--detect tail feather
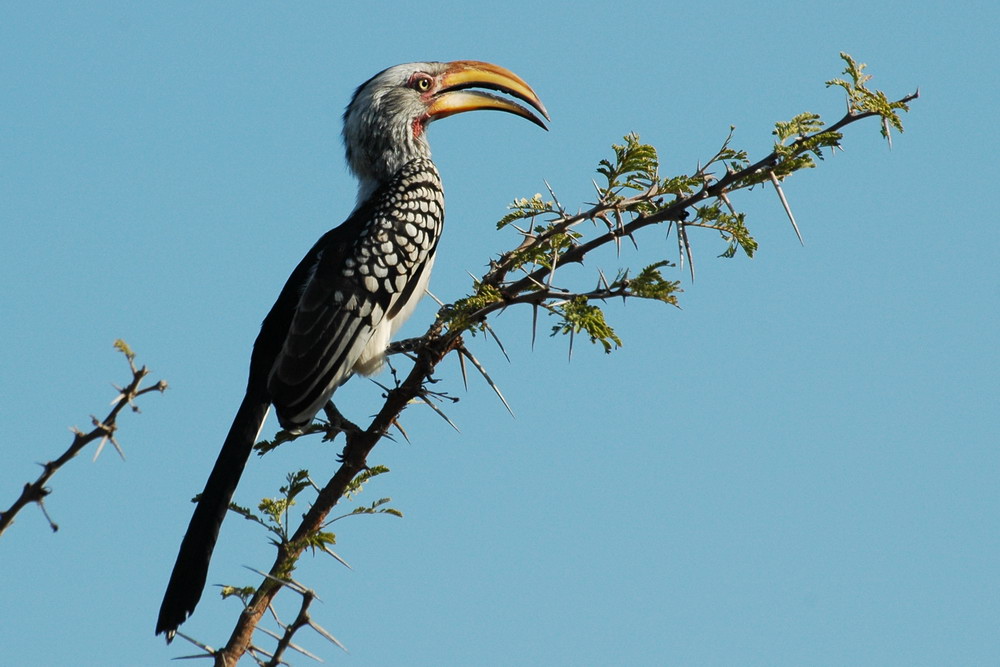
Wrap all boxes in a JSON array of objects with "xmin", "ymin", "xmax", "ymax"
[{"xmin": 156, "ymin": 390, "xmax": 270, "ymax": 639}]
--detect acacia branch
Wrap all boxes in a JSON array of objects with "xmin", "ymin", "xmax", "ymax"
[
  {"xmin": 0, "ymin": 341, "xmax": 167, "ymax": 537},
  {"xmin": 487, "ymin": 89, "xmax": 920, "ymax": 308},
  {"xmin": 208, "ymin": 62, "xmax": 916, "ymax": 665},
  {"xmin": 215, "ymin": 327, "xmax": 460, "ymax": 665}
]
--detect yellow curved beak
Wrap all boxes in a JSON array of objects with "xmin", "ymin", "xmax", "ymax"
[{"xmin": 426, "ymin": 60, "xmax": 549, "ymax": 129}]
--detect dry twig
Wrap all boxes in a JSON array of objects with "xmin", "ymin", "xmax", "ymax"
[{"xmin": 0, "ymin": 341, "xmax": 166, "ymax": 537}]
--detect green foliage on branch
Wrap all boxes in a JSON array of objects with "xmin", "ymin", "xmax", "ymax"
[
  {"xmin": 466, "ymin": 53, "xmax": 914, "ymax": 359},
  {"xmin": 827, "ymin": 52, "xmax": 911, "ymax": 139},
  {"xmin": 550, "ymin": 296, "xmax": 622, "ymax": 354},
  {"xmin": 497, "ymin": 193, "xmax": 554, "ymax": 230},
  {"xmin": 598, "ymin": 133, "xmax": 660, "ymax": 206},
  {"xmin": 616, "ymin": 262, "xmax": 682, "ymax": 305},
  {"xmin": 222, "ymin": 466, "xmax": 398, "ymax": 588}
]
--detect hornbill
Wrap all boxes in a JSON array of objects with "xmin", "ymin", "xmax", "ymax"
[{"xmin": 156, "ymin": 61, "xmax": 548, "ymax": 639}]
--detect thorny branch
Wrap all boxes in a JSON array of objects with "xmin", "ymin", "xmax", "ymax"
[
  {"xmin": 206, "ymin": 58, "xmax": 916, "ymax": 665},
  {"xmin": 0, "ymin": 340, "xmax": 167, "ymax": 538},
  {"xmin": 477, "ymin": 88, "xmax": 919, "ymax": 307}
]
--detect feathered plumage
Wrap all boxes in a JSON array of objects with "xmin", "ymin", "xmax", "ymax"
[{"xmin": 156, "ymin": 61, "xmax": 547, "ymax": 640}]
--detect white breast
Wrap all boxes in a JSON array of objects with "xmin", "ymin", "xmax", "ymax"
[{"xmin": 351, "ymin": 253, "xmax": 436, "ymax": 377}]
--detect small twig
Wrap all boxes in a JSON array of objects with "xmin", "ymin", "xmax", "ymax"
[
  {"xmin": 264, "ymin": 589, "xmax": 328, "ymax": 667},
  {"xmin": 0, "ymin": 341, "xmax": 166, "ymax": 537}
]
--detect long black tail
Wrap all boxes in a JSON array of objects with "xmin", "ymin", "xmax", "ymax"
[{"xmin": 156, "ymin": 389, "xmax": 270, "ymax": 640}]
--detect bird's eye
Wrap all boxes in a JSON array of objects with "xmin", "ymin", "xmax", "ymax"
[{"xmin": 412, "ymin": 75, "xmax": 432, "ymax": 92}]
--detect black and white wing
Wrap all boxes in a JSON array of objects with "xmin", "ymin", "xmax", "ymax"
[{"xmin": 265, "ymin": 158, "xmax": 445, "ymax": 430}]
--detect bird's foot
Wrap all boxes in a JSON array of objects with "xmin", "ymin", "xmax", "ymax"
[
  {"xmin": 323, "ymin": 402, "xmax": 361, "ymax": 441},
  {"xmin": 323, "ymin": 402, "xmax": 368, "ymax": 465},
  {"xmin": 385, "ymin": 336, "xmax": 424, "ymax": 356}
]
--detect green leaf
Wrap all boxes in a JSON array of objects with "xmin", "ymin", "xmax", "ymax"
[
  {"xmin": 280, "ymin": 469, "xmax": 312, "ymax": 500},
  {"xmin": 343, "ymin": 465, "xmax": 390, "ymax": 499},
  {"xmin": 773, "ymin": 112, "xmax": 825, "ymax": 143},
  {"xmin": 718, "ymin": 212, "xmax": 758, "ymax": 258},
  {"xmin": 442, "ymin": 280, "xmax": 505, "ymax": 333},
  {"xmin": 597, "ymin": 133, "xmax": 659, "ymax": 202},
  {"xmin": 113, "ymin": 339, "xmax": 135, "ymax": 362},
  {"xmin": 551, "ymin": 296, "xmax": 622, "ymax": 353},
  {"xmin": 621, "ymin": 262, "xmax": 682, "ymax": 305},
  {"xmin": 660, "ymin": 173, "xmax": 701, "ymax": 197},
  {"xmin": 348, "ymin": 497, "xmax": 404, "ymax": 518},
  {"xmin": 826, "ymin": 52, "xmax": 911, "ymax": 143},
  {"xmin": 497, "ymin": 193, "xmax": 555, "ymax": 229},
  {"xmin": 259, "ymin": 497, "xmax": 292, "ymax": 526},
  {"xmin": 300, "ymin": 530, "xmax": 337, "ymax": 554},
  {"xmin": 226, "ymin": 499, "xmax": 267, "ymax": 528},
  {"xmin": 219, "ymin": 586, "xmax": 256, "ymax": 602}
]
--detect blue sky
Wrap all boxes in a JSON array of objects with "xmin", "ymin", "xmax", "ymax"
[{"xmin": 2, "ymin": 2, "xmax": 997, "ymax": 665}]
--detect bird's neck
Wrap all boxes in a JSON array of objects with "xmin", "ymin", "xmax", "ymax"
[
  {"xmin": 354, "ymin": 176, "xmax": 382, "ymax": 208},
  {"xmin": 351, "ymin": 156, "xmax": 436, "ymax": 211},
  {"xmin": 345, "ymin": 115, "xmax": 432, "ymax": 207}
]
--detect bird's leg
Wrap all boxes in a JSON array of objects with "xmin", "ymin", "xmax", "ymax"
[
  {"xmin": 385, "ymin": 336, "xmax": 424, "ymax": 357},
  {"xmin": 323, "ymin": 401, "xmax": 361, "ymax": 439},
  {"xmin": 323, "ymin": 401, "xmax": 368, "ymax": 466}
]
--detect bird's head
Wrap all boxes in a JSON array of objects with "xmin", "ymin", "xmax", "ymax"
[{"xmin": 343, "ymin": 60, "xmax": 548, "ymax": 195}]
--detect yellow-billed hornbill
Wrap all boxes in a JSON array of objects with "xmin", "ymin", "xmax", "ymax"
[{"xmin": 156, "ymin": 61, "xmax": 547, "ymax": 639}]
